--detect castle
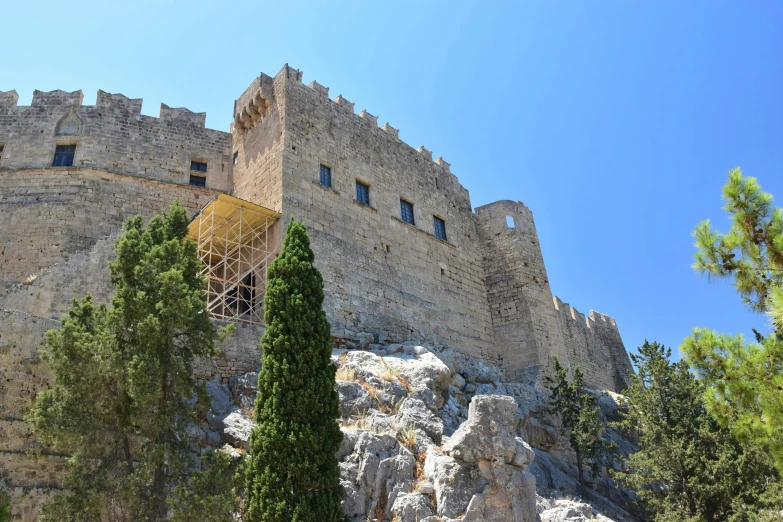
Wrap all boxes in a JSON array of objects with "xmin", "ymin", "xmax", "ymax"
[{"xmin": 0, "ymin": 64, "xmax": 633, "ymax": 518}]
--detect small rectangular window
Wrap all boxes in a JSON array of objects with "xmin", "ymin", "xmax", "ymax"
[
  {"xmin": 506, "ymin": 216, "xmax": 515, "ymax": 228},
  {"xmin": 434, "ymin": 216, "xmax": 447, "ymax": 241},
  {"xmin": 191, "ymin": 161, "xmax": 207, "ymax": 173},
  {"xmin": 400, "ymin": 199, "xmax": 415, "ymax": 225},
  {"xmin": 320, "ymin": 164, "xmax": 332, "ymax": 188},
  {"xmin": 53, "ymin": 144, "xmax": 76, "ymax": 167},
  {"xmin": 356, "ymin": 180, "xmax": 370, "ymax": 205},
  {"xmin": 233, "ymin": 151, "xmax": 239, "ymax": 165},
  {"xmin": 0, "ymin": 144, "xmax": 4, "ymax": 159},
  {"xmin": 189, "ymin": 174, "xmax": 206, "ymax": 188}
]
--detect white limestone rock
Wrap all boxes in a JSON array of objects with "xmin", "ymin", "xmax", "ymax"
[
  {"xmin": 443, "ymin": 394, "xmax": 519, "ymax": 464},
  {"xmin": 540, "ymin": 499, "xmax": 616, "ymax": 521},
  {"xmin": 391, "ymin": 492, "xmax": 435, "ymax": 521},
  {"xmin": 220, "ymin": 408, "xmax": 255, "ymax": 449},
  {"xmin": 396, "ymin": 397, "xmax": 444, "ymax": 444},
  {"xmin": 339, "ymin": 429, "xmax": 416, "ymax": 520},
  {"xmin": 336, "ymin": 380, "xmax": 372, "ymax": 417}
]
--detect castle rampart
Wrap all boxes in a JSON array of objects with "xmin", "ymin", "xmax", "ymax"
[
  {"xmin": 474, "ymin": 200, "xmax": 572, "ymax": 384},
  {"xmin": 0, "ymin": 89, "xmax": 232, "ymax": 191},
  {"xmin": 0, "ymin": 66, "xmax": 636, "ymax": 519},
  {"xmin": 0, "ymin": 167, "xmax": 218, "ymax": 285},
  {"xmin": 231, "ymin": 66, "xmax": 496, "ymax": 357}
]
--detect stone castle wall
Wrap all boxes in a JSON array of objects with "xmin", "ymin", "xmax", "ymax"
[
  {"xmin": 0, "ymin": 66, "xmax": 632, "ymax": 386},
  {"xmin": 0, "ymin": 65, "xmax": 636, "ymax": 519},
  {"xmin": 0, "ymin": 167, "xmax": 218, "ymax": 286},
  {"xmin": 553, "ymin": 297, "xmax": 633, "ymax": 391},
  {"xmin": 0, "ymin": 310, "xmax": 66, "ymax": 521},
  {"xmin": 474, "ymin": 201, "xmax": 572, "ymax": 385},
  {"xmin": 239, "ymin": 67, "xmax": 497, "ymax": 357},
  {"xmin": 0, "ymin": 89, "xmax": 232, "ymax": 191}
]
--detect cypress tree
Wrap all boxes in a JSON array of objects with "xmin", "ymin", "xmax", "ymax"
[{"xmin": 245, "ymin": 220, "xmax": 343, "ymax": 522}]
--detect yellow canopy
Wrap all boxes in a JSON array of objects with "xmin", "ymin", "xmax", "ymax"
[{"xmin": 187, "ymin": 194, "xmax": 280, "ymax": 250}]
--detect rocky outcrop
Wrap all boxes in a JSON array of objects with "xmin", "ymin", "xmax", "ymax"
[
  {"xmin": 424, "ymin": 395, "xmax": 538, "ymax": 522},
  {"xmin": 192, "ymin": 341, "xmax": 634, "ymax": 522}
]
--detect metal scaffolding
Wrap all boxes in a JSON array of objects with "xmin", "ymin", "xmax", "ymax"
[{"xmin": 187, "ymin": 194, "xmax": 280, "ymax": 325}]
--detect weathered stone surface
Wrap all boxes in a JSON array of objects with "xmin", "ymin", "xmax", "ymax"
[
  {"xmin": 539, "ymin": 499, "xmax": 616, "ymax": 522},
  {"xmin": 339, "ymin": 429, "xmax": 416, "ymax": 520},
  {"xmin": 396, "ymin": 397, "xmax": 444, "ymax": 444},
  {"xmin": 443, "ymin": 394, "xmax": 519, "ymax": 464},
  {"xmin": 337, "ymin": 380, "xmax": 372, "ymax": 417},
  {"xmin": 391, "ymin": 492, "xmax": 435, "ymax": 521},
  {"xmin": 206, "ymin": 377, "xmax": 232, "ymax": 414},
  {"xmin": 220, "ymin": 409, "xmax": 255, "ymax": 449}
]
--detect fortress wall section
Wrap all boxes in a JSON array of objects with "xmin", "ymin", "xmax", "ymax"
[
  {"xmin": 268, "ymin": 67, "xmax": 496, "ymax": 356},
  {"xmin": 0, "ymin": 167, "xmax": 216, "ymax": 286},
  {"xmin": 552, "ymin": 297, "xmax": 614, "ymax": 390},
  {"xmin": 553, "ymin": 297, "xmax": 634, "ymax": 391},
  {"xmin": 0, "ymin": 310, "xmax": 65, "ymax": 521},
  {"xmin": 0, "ymin": 89, "xmax": 232, "ymax": 191},
  {"xmin": 474, "ymin": 200, "xmax": 570, "ymax": 384}
]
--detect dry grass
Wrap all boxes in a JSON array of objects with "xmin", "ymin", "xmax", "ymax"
[
  {"xmin": 336, "ymin": 365, "xmax": 358, "ymax": 381},
  {"xmin": 397, "ymin": 427, "xmax": 417, "ymax": 451}
]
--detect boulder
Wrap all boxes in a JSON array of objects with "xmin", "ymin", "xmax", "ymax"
[
  {"xmin": 206, "ymin": 377, "xmax": 232, "ymax": 415},
  {"xmin": 397, "ymin": 397, "xmax": 444, "ymax": 444},
  {"xmin": 443, "ymin": 394, "xmax": 519, "ymax": 464},
  {"xmin": 391, "ymin": 493, "xmax": 435, "ymax": 521},
  {"xmin": 228, "ymin": 371, "xmax": 258, "ymax": 410},
  {"xmin": 540, "ymin": 499, "xmax": 615, "ymax": 521},
  {"xmin": 337, "ymin": 380, "xmax": 372, "ymax": 417},
  {"xmin": 339, "ymin": 430, "xmax": 416, "ymax": 520},
  {"xmin": 221, "ymin": 408, "xmax": 255, "ymax": 449},
  {"xmin": 424, "ymin": 449, "xmax": 486, "ymax": 519}
]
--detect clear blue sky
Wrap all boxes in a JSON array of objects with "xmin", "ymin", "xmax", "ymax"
[{"xmin": 3, "ymin": 1, "xmax": 782, "ymax": 361}]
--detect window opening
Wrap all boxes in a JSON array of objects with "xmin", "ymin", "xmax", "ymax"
[
  {"xmin": 400, "ymin": 199, "xmax": 415, "ymax": 225},
  {"xmin": 191, "ymin": 161, "xmax": 208, "ymax": 173},
  {"xmin": 52, "ymin": 144, "xmax": 76, "ymax": 167},
  {"xmin": 233, "ymin": 151, "xmax": 239, "ymax": 165},
  {"xmin": 0, "ymin": 144, "xmax": 4, "ymax": 159},
  {"xmin": 189, "ymin": 175, "xmax": 206, "ymax": 188},
  {"xmin": 506, "ymin": 216, "xmax": 515, "ymax": 228},
  {"xmin": 433, "ymin": 216, "xmax": 447, "ymax": 241},
  {"xmin": 320, "ymin": 164, "xmax": 332, "ymax": 188},
  {"xmin": 356, "ymin": 180, "xmax": 370, "ymax": 205}
]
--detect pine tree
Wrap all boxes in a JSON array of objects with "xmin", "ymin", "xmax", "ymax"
[
  {"xmin": 546, "ymin": 357, "xmax": 613, "ymax": 495},
  {"xmin": 26, "ymin": 202, "xmax": 225, "ymax": 521},
  {"xmin": 0, "ymin": 477, "xmax": 11, "ymax": 522},
  {"xmin": 617, "ymin": 341, "xmax": 781, "ymax": 521},
  {"xmin": 245, "ymin": 220, "xmax": 343, "ymax": 522},
  {"xmin": 685, "ymin": 168, "xmax": 783, "ymax": 470}
]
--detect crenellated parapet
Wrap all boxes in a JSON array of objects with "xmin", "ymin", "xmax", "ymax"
[
  {"xmin": 552, "ymin": 296, "xmax": 633, "ymax": 391},
  {"xmin": 269, "ymin": 64, "xmax": 459, "ymax": 185},
  {"xmin": 0, "ymin": 89, "xmax": 232, "ymax": 191}
]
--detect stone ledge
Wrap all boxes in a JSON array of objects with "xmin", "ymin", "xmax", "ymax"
[
  {"xmin": 312, "ymin": 180, "xmax": 341, "ymax": 196},
  {"xmin": 390, "ymin": 216, "xmax": 456, "ymax": 249},
  {"xmin": 352, "ymin": 199, "xmax": 377, "ymax": 212},
  {"xmin": 0, "ymin": 166, "xmax": 224, "ymax": 196}
]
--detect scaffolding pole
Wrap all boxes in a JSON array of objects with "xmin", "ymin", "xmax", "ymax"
[{"xmin": 187, "ymin": 194, "xmax": 280, "ymax": 325}]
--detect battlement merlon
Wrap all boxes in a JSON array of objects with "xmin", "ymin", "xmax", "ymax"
[
  {"xmin": 159, "ymin": 103, "xmax": 206, "ymax": 128},
  {"xmin": 96, "ymin": 90, "xmax": 142, "ymax": 115},
  {"xmin": 0, "ymin": 90, "xmax": 19, "ymax": 106},
  {"xmin": 32, "ymin": 89, "xmax": 83, "ymax": 107}
]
